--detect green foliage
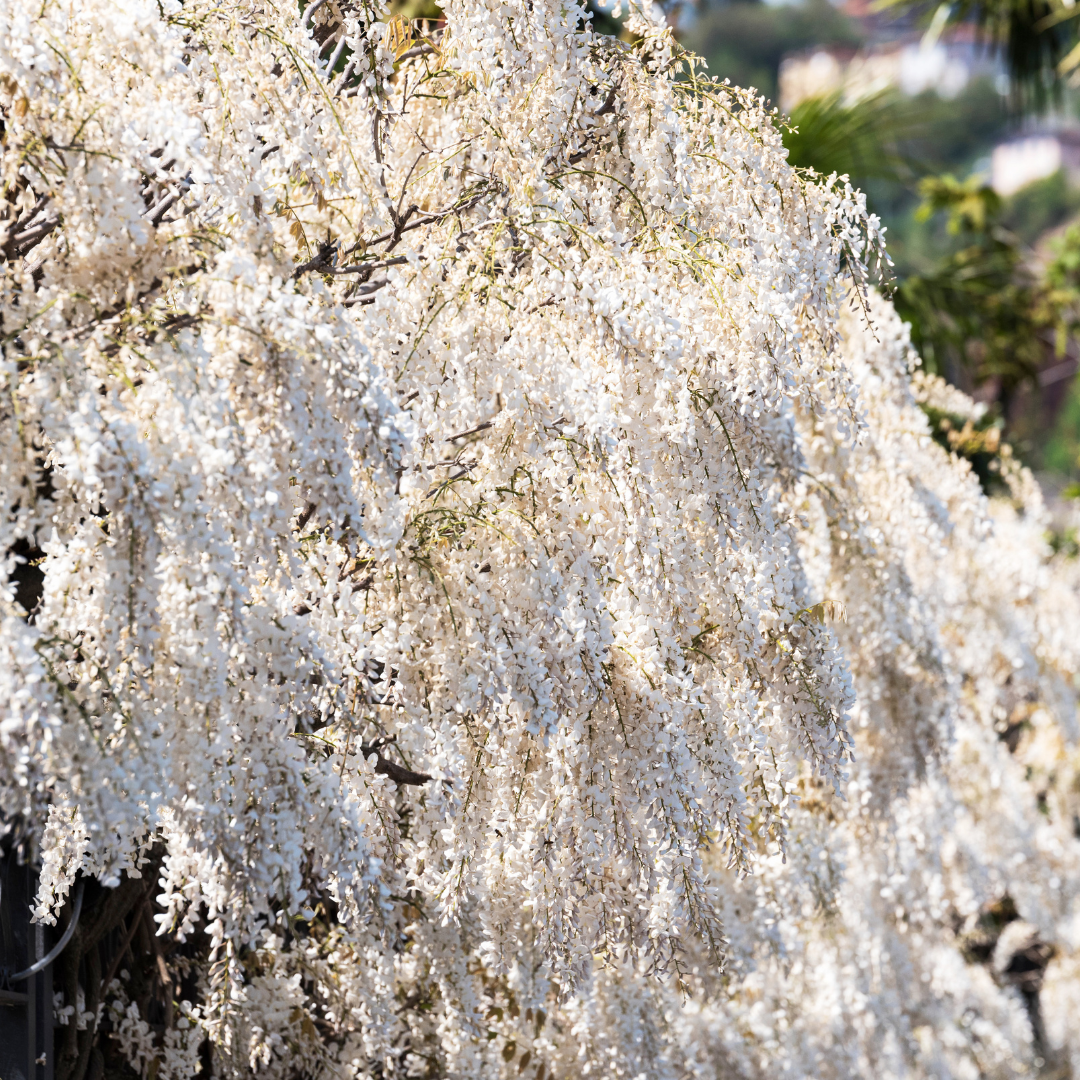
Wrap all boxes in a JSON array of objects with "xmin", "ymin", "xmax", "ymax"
[
  {"xmin": 920, "ymin": 403, "xmax": 1011, "ymax": 494},
  {"xmin": 783, "ymin": 88, "xmax": 913, "ymax": 181},
  {"xmin": 1042, "ymin": 220, "xmax": 1080, "ymax": 340},
  {"xmin": 1002, "ymin": 168, "xmax": 1080, "ymax": 243},
  {"xmin": 1046, "ymin": 223, "xmax": 1080, "ymax": 292},
  {"xmin": 1046, "ymin": 524, "xmax": 1080, "ymax": 556},
  {"xmin": 1046, "ymin": 477, "xmax": 1080, "ymax": 555},
  {"xmin": 1007, "ymin": 185, "xmax": 1080, "ymax": 478},
  {"xmin": 893, "ymin": 80, "xmax": 1012, "ymax": 176},
  {"xmin": 894, "ymin": 176, "xmax": 1048, "ymax": 404},
  {"xmin": 585, "ymin": 0, "xmax": 626, "ymax": 38},
  {"xmin": 387, "ymin": 0, "xmax": 444, "ymax": 21},
  {"xmin": 1041, "ymin": 365, "xmax": 1080, "ymax": 473},
  {"xmin": 681, "ymin": 0, "xmax": 862, "ymax": 102},
  {"xmin": 917, "ymin": 174, "xmax": 1004, "ymax": 233}
]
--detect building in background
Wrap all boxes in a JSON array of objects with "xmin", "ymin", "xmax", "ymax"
[
  {"xmin": 779, "ymin": 23, "xmax": 1001, "ymax": 110},
  {"xmin": 991, "ymin": 129, "xmax": 1080, "ymax": 196}
]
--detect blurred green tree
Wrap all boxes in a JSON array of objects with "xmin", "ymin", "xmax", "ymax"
[
  {"xmin": 892, "ymin": 176, "xmax": 1047, "ymax": 407},
  {"xmin": 783, "ymin": 88, "xmax": 912, "ymax": 181}
]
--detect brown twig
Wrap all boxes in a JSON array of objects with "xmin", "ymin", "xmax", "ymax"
[
  {"xmin": 361, "ymin": 739, "xmax": 432, "ymax": 786},
  {"xmin": 98, "ymin": 895, "xmax": 149, "ymax": 1001}
]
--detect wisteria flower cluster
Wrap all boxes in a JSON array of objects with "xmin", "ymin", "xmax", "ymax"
[{"xmin": 1, "ymin": 1, "xmax": 1078, "ymax": 1078}]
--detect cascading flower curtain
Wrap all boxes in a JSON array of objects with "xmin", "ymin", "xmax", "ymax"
[{"xmin": 1, "ymin": 1, "xmax": 1079, "ymax": 1078}]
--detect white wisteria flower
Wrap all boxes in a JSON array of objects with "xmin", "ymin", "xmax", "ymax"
[{"xmin": 1, "ymin": 1, "xmax": 1079, "ymax": 1078}]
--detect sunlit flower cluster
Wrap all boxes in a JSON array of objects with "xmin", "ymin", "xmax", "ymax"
[{"xmin": 1, "ymin": 0, "xmax": 1078, "ymax": 1077}]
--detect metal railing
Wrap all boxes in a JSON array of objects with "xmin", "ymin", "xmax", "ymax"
[{"xmin": 1, "ymin": 861, "xmax": 82, "ymax": 1080}]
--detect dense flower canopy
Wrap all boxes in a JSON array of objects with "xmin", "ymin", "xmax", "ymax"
[{"xmin": 1, "ymin": 1, "xmax": 1079, "ymax": 1078}]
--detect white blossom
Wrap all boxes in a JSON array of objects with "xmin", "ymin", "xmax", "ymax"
[{"xmin": 1, "ymin": 1, "xmax": 1078, "ymax": 1078}]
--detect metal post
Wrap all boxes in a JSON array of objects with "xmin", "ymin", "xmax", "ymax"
[
  {"xmin": 43, "ymin": 927, "xmax": 54, "ymax": 1080},
  {"xmin": 26, "ymin": 864, "xmax": 38, "ymax": 1080}
]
